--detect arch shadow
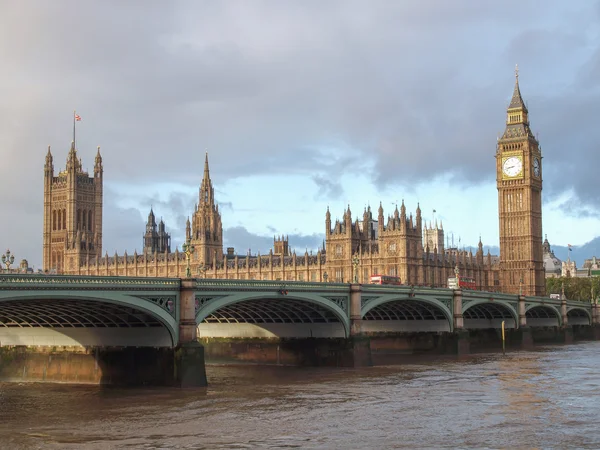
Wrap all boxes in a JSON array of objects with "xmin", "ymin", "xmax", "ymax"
[
  {"xmin": 0, "ymin": 293, "xmax": 178, "ymax": 347},
  {"xmin": 196, "ymin": 292, "xmax": 350, "ymax": 338},
  {"xmin": 361, "ymin": 295, "xmax": 453, "ymax": 333},
  {"xmin": 0, "ymin": 294, "xmax": 180, "ymax": 385},
  {"xmin": 567, "ymin": 307, "xmax": 592, "ymax": 326},
  {"xmin": 463, "ymin": 300, "xmax": 518, "ymax": 329},
  {"xmin": 525, "ymin": 304, "xmax": 562, "ymax": 327}
]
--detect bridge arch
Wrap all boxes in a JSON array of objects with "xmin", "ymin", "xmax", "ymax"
[
  {"xmin": 361, "ymin": 294, "xmax": 453, "ymax": 333},
  {"xmin": 462, "ymin": 299, "xmax": 518, "ymax": 329},
  {"xmin": 196, "ymin": 292, "xmax": 350, "ymax": 338},
  {"xmin": 0, "ymin": 291, "xmax": 179, "ymax": 347},
  {"xmin": 525, "ymin": 304, "xmax": 562, "ymax": 327},
  {"xmin": 567, "ymin": 306, "xmax": 592, "ymax": 326}
]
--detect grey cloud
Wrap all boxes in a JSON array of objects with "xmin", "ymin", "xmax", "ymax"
[
  {"xmin": 312, "ymin": 175, "xmax": 343, "ymax": 200},
  {"xmin": 1, "ymin": 1, "xmax": 600, "ymax": 263},
  {"xmin": 223, "ymin": 226, "xmax": 323, "ymax": 255}
]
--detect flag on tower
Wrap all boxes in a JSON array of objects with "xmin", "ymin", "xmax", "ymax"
[
  {"xmin": 75, "ymin": 114, "xmax": 82, "ymax": 121},
  {"xmin": 568, "ymin": 244, "xmax": 572, "ymax": 252}
]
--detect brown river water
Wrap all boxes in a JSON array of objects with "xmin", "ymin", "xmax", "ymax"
[{"xmin": 1, "ymin": 342, "xmax": 600, "ymax": 449}]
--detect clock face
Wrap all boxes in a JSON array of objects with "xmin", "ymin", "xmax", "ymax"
[
  {"xmin": 533, "ymin": 157, "xmax": 540, "ymax": 177},
  {"xmin": 502, "ymin": 156, "xmax": 523, "ymax": 177}
]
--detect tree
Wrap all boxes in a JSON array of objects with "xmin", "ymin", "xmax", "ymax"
[{"xmin": 545, "ymin": 276, "xmax": 600, "ymax": 302}]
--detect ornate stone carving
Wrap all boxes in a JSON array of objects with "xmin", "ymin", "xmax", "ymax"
[
  {"xmin": 134, "ymin": 295, "xmax": 176, "ymax": 317},
  {"xmin": 326, "ymin": 296, "xmax": 348, "ymax": 312}
]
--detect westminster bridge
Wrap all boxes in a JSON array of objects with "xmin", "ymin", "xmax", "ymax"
[{"xmin": 0, "ymin": 274, "xmax": 597, "ymax": 386}]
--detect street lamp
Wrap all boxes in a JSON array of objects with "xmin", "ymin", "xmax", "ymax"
[
  {"xmin": 1, "ymin": 249, "xmax": 15, "ymax": 272},
  {"xmin": 352, "ymin": 255, "xmax": 360, "ymax": 283},
  {"xmin": 197, "ymin": 263, "xmax": 207, "ymax": 279},
  {"xmin": 323, "ymin": 272, "xmax": 328, "ymax": 283},
  {"xmin": 182, "ymin": 239, "xmax": 195, "ymax": 278},
  {"xmin": 519, "ymin": 277, "xmax": 523, "ymax": 296}
]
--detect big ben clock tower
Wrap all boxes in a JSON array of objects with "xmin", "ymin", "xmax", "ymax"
[{"xmin": 496, "ymin": 67, "xmax": 545, "ymax": 296}]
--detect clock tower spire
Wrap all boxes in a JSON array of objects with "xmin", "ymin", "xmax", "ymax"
[{"xmin": 496, "ymin": 67, "xmax": 545, "ymax": 296}]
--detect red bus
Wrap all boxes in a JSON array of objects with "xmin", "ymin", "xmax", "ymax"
[
  {"xmin": 447, "ymin": 277, "xmax": 476, "ymax": 290},
  {"xmin": 370, "ymin": 275, "xmax": 402, "ymax": 285}
]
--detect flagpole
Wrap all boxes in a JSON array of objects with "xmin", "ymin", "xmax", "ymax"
[{"xmin": 73, "ymin": 110, "xmax": 76, "ymax": 147}]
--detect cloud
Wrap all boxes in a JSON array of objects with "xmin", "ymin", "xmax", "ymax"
[
  {"xmin": 223, "ymin": 226, "xmax": 323, "ymax": 255},
  {"xmin": 1, "ymin": 1, "xmax": 600, "ymax": 265},
  {"xmin": 312, "ymin": 175, "xmax": 343, "ymax": 200}
]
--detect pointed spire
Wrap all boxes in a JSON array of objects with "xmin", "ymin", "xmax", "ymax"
[
  {"xmin": 66, "ymin": 140, "xmax": 78, "ymax": 171},
  {"xmin": 199, "ymin": 152, "xmax": 214, "ymax": 206},
  {"xmin": 44, "ymin": 145, "xmax": 53, "ymax": 173},
  {"xmin": 93, "ymin": 146, "xmax": 103, "ymax": 176},
  {"xmin": 508, "ymin": 64, "xmax": 527, "ymax": 111},
  {"xmin": 147, "ymin": 208, "xmax": 156, "ymax": 225},
  {"xmin": 204, "ymin": 151, "xmax": 210, "ymax": 178}
]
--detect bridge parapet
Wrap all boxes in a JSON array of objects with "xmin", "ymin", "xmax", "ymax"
[
  {"xmin": 0, "ymin": 274, "xmax": 180, "ymax": 291},
  {"xmin": 195, "ymin": 279, "xmax": 349, "ymax": 292}
]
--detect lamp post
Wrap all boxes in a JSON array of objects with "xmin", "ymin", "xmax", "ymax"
[
  {"xmin": 323, "ymin": 271, "xmax": 328, "ymax": 283},
  {"xmin": 182, "ymin": 239, "xmax": 195, "ymax": 278},
  {"xmin": 454, "ymin": 265, "xmax": 460, "ymax": 286},
  {"xmin": 352, "ymin": 255, "xmax": 360, "ymax": 284},
  {"xmin": 519, "ymin": 277, "xmax": 523, "ymax": 296},
  {"xmin": 197, "ymin": 263, "xmax": 207, "ymax": 279},
  {"xmin": 1, "ymin": 249, "xmax": 15, "ymax": 272}
]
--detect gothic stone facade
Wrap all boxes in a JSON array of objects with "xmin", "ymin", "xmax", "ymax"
[
  {"xmin": 46, "ymin": 150, "xmax": 498, "ymax": 289},
  {"xmin": 496, "ymin": 69, "xmax": 545, "ymax": 296},
  {"xmin": 46, "ymin": 73, "xmax": 551, "ymax": 292}
]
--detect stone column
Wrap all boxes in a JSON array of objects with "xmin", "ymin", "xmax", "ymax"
[
  {"xmin": 349, "ymin": 283, "xmax": 362, "ymax": 336},
  {"xmin": 452, "ymin": 289, "xmax": 469, "ymax": 355},
  {"xmin": 517, "ymin": 295, "xmax": 533, "ymax": 348},
  {"xmin": 175, "ymin": 278, "xmax": 207, "ymax": 387},
  {"xmin": 560, "ymin": 296, "xmax": 573, "ymax": 344},
  {"xmin": 518, "ymin": 295, "xmax": 527, "ymax": 328},
  {"xmin": 591, "ymin": 303, "xmax": 600, "ymax": 340},
  {"xmin": 452, "ymin": 289, "xmax": 463, "ymax": 330},
  {"xmin": 346, "ymin": 283, "xmax": 371, "ymax": 366}
]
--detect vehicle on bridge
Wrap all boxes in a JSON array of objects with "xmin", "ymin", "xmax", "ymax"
[
  {"xmin": 447, "ymin": 276, "xmax": 476, "ymax": 290},
  {"xmin": 370, "ymin": 275, "xmax": 402, "ymax": 285}
]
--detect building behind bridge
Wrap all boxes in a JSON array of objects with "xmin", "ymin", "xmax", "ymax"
[{"xmin": 43, "ymin": 71, "xmax": 554, "ymax": 295}]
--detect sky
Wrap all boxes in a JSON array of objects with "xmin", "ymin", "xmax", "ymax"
[{"xmin": 1, "ymin": 1, "xmax": 600, "ymax": 270}]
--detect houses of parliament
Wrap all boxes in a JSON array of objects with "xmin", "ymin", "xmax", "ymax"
[{"xmin": 42, "ymin": 71, "xmax": 545, "ymax": 296}]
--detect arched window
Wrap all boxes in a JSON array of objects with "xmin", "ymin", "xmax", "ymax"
[
  {"xmin": 58, "ymin": 210, "xmax": 62, "ymax": 230},
  {"xmin": 62, "ymin": 210, "xmax": 66, "ymax": 230},
  {"xmin": 77, "ymin": 209, "xmax": 81, "ymax": 230},
  {"xmin": 88, "ymin": 210, "xmax": 93, "ymax": 231},
  {"xmin": 82, "ymin": 210, "xmax": 87, "ymax": 230},
  {"xmin": 52, "ymin": 210, "xmax": 57, "ymax": 231}
]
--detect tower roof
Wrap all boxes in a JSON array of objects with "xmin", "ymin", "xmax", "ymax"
[
  {"xmin": 500, "ymin": 66, "xmax": 535, "ymax": 141},
  {"xmin": 203, "ymin": 152, "xmax": 211, "ymax": 180},
  {"xmin": 508, "ymin": 65, "xmax": 527, "ymax": 111}
]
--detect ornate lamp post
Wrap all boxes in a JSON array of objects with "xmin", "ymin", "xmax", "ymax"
[
  {"xmin": 197, "ymin": 263, "xmax": 207, "ymax": 279},
  {"xmin": 454, "ymin": 265, "xmax": 460, "ymax": 285},
  {"xmin": 323, "ymin": 271, "xmax": 328, "ymax": 283},
  {"xmin": 519, "ymin": 277, "xmax": 524, "ymax": 296},
  {"xmin": 352, "ymin": 255, "xmax": 360, "ymax": 283},
  {"xmin": 182, "ymin": 239, "xmax": 195, "ymax": 278},
  {"xmin": 1, "ymin": 249, "xmax": 15, "ymax": 272}
]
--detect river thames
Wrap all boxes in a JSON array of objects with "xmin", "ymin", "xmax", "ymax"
[{"xmin": 1, "ymin": 342, "xmax": 600, "ymax": 449}]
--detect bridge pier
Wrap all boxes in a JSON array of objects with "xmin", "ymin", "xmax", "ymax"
[
  {"xmin": 176, "ymin": 279, "xmax": 208, "ymax": 387},
  {"xmin": 452, "ymin": 289, "xmax": 469, "ymax": 355},
  {"xmin": 561, "ymin": 326, "xmax": 574, "ymax": 344}
]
